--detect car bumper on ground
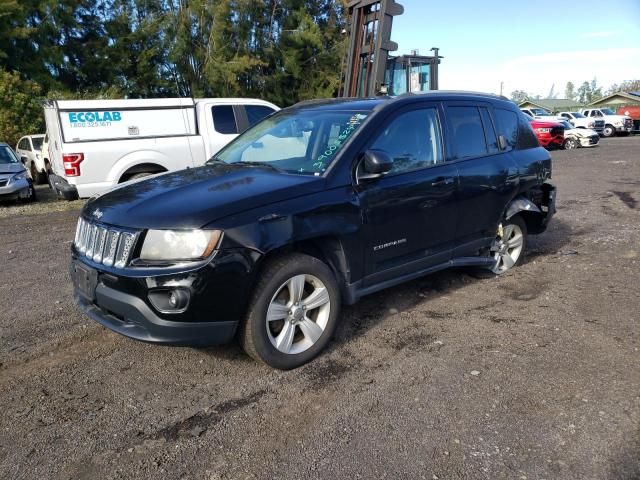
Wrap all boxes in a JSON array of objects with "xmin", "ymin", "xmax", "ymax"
[{"xmin": 49, "ymin": 173, "xmax": 79, "ymax": 200}]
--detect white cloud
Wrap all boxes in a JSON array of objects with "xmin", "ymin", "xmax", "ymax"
[{"xmin": 439, "ymin": 48, "xmax": 640, "ymax": 98}]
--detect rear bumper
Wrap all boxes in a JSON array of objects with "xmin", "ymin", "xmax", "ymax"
[
  {"xmin": 49, "ymin": 173, "xmax": 79, "ymax": 200},
  {"xmin": 75, "ymin": 283, "xmax": 238, "ymax": 346}
]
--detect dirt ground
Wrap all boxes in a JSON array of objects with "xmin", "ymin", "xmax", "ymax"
[{"xmin": 1, "ymin": 137, "xmax": 639, "ymax": 480}]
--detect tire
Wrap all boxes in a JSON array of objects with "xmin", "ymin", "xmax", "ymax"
[
  {"xmin": 489, "ymin": 215, "xmax": 527, "ymax": 274},
  {"xmin": 563, "ymin": 138, "xmax": 579, "ymax": 150},
  {"xmin": 125, "ymin": 172, "xmax": 154, "ymax": 182},
  {"xmin": 29, "ymin": 163, "xmax": 47, "ymax": 184},
  {"xmin": 240, "ymin": 253, "xmax": 341, "ymax": 370},
  {"xmin": 602, "ymin": 125, "xmax": 616, "ymax": 137}
]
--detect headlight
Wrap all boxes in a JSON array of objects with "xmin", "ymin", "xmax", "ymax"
[
  {"xmin": 614, "ymin": 121, "xmax": 623, "ymax": 127},
  {"xmin": 10, "ymin": 171, "xmax": 28, "ymax": 183},
  {"xmin": 140, "ymin": 229, "xmax": 222, "ymax": 261}
]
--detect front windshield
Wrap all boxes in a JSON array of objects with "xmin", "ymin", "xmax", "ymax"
[
  {"xmin": 601, "ymin": 108, "xmax": 615, "ymax": 115},
  {"xmin": 571, "ymin": 112, "xmax": 586, "ymax": 118},
  {"xmin": 31, "ymin": 137, "xmax": 44, "ymax": 150},
  {"xmin": 0, "ymin": 146, "xmax": 19, "ymax": 164},
  {"xmin": 211, "ymin": 109, "xmax": 370, "ymax": 175}
]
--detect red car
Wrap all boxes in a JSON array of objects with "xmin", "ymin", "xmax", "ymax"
[{"xmin": 529, "ymin": 118, "xmax": 564, "ymax": 149}]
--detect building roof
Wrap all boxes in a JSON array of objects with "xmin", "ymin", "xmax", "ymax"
[
  {"xmin": 518, "ymin": 98, "xmax": 583, "ymax": 110},
  {"xmin": 588, "ymin": 91, "xmax": 640, "ymax": 106}
]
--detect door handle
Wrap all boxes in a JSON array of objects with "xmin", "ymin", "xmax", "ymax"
[{"xmin": 431, "ymin": 177, "xmax": 455, "ymax": 186}]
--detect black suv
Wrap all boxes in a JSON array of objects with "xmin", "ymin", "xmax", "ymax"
[{"xmin": 71, "ymin": 92, "xmax": 556, "ymax": 369}]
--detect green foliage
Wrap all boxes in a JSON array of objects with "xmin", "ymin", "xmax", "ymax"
[
  {"xmin": 577, "ymin": 78, "xmax": 603, "ymax": 104},
  {"xmin": 0, "ymin": 70, "xmax": 44, "ymax": 145},
  {"xmin": 606, "ymin": 79, "xmax": 640, "ymax": 95},
  {"xmin": 565, "ymin": 81, "xmax": 575, "ymax": 101},
  {"xmin": 510, "ymin": 90, "xmax": 529, "ymax": 103}
]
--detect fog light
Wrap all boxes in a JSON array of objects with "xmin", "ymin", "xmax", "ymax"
[{"xmin": 148, "ymin": 288, "xmax": 190, "ymax": 313}]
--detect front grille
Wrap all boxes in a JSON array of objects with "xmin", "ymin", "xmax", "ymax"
[
  {"xmin": 624, "ymin": 119, "xmax": 633, "ymax": 128},
  {"xmin": 0, "ymin": 180, "xmax": 7, "ymax": 187},
  {"xmin": 589, "ymin": 135, "xmax": 599, "ymax": 145},
  {"xmin": 74, "ymin": 217, "xmax": 139, "ymax": 268}
]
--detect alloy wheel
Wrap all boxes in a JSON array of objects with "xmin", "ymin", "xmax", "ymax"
[
  {"xmin": 491, "ymin": 223, "xmax": 524, "ymax": 274},
  {"xmin": 266, "ymin": 274, "xmax": 331, "ymax": 355}
]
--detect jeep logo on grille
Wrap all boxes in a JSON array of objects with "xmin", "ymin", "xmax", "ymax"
[{"xmin": 92, "ymin": 209, "xmax": 103, "ymax": 220}]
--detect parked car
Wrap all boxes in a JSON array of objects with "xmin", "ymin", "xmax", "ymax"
[
  {"xmin": 557, "ymin": 111, "xmax": 605, "ymax": 134},
  {"xmin": 43, "ymin": 97, "xmax": 280, "ymax": 200},
  {"xmin": 0, "ymin": 143, "xmax": 36, "ymax": 202},
  {"xmin": 70, "ymin": 92, "xmax": 556, "ymax": 369},
  {"xmin": 580, "ymin": 108, "xmax": 633, "ymax": 137},
  {"xmin": 528, "ymin": 118, "xmax": 565, "ymax": 149},
  {"xmin": 520, "ymin": 108, "xmax": 562, "ymax": 121},
  {"xmin": 15, "ymin": 134, "xmax": 47, "ymax": 184},
  {"xmin": 556, "ymin": 120, "xmax": 599, "ymax": 149}
]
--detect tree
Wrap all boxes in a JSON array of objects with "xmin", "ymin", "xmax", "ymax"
[
  {"xmin": 510, "ymin": 90, "xmax": 529, "ymax": 103},
  {"xmin": 606, "ymin": 79, "xmax": 640, "ymax": 95},
  {"xmin": 565, "ymin": 81, "xmax": 576, "ymax": 101},
  {"xmin": 0, "ymin": 70, "xmax": 45, "ymax": 146}
]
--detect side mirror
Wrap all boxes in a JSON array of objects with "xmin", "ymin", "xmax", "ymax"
[{"xmin": 359, "ymin": 149, "xmax": 393, "ymax": 180}]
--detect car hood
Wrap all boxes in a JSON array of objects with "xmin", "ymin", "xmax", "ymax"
[
  {"xmin": 0, "ymin": 163, "xmax": 26, "ymax": 175},
  {"xmin": 566, "ymin": 127, "xmax": 598, "ymax": 137},
  {"xmin": 84, "ymin": 163, "xmax": 325, "ymax": 229}
]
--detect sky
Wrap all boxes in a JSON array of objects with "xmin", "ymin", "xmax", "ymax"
[{"xmin": 392, "ymin": 0, "xmax": 640, "ymax": 98}]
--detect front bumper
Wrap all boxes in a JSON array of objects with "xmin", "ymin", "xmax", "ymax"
[
  {"xmin": 70, "ymin": 247, "xmax": 258, "ymax": 346},
  {"xmin": 0, "ymin": 178, "xmax": 32, "ymax": 200},
  {"xmin": 75, "ymin": 284, "xmax": 237, "ymax": 345},
  {"xmin": 578, "ymin": 135, "xmax": 599, "ymax": 147}
]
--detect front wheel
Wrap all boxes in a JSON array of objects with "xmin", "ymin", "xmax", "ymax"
[
  {"xmin": 490, "ymin": 215, "xmax": 527, "ymax": 274},
  {"xmin": 602, "ymin": 125, "xmax": 616, "ymax": 137},
  {"xmin": 240, "ymin": 253, "xmax": 340, "ymax": 370},
  {"xmin": 564, "ymin": 138, "xmax": 579, "ymax": 150}
]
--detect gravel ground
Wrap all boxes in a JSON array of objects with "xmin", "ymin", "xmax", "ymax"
[{"xmin": 0, "ymin": 137, "xmax": 639, "ymax": 480}]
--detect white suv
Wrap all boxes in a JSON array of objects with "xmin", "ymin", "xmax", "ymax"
[{"xmin": 15, "ymin": 134, "xmax": 47, "ymax": 184}]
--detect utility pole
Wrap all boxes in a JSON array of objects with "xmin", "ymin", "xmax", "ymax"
[{"xmin": 500, "ymin": 81, "xmax": 504, "ymax": 97}]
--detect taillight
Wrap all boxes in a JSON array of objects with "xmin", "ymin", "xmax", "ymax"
[{"xmin": 63, "ymin": 153, "xmax": 84, "ymax": 177}]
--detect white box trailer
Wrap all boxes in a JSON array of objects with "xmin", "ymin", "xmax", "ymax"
[{"xmin": 43, "ymin": 97, "xmax": 279, "ymax": 199}]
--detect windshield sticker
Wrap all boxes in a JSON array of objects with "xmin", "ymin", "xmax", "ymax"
[{"xmin": 312, "ymin": 114, "xmax": 367, "ymax": 171}]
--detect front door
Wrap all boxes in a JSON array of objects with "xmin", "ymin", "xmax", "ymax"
[{"xmin": 356, "ymin": 105, "xmax": 459, "ymax": 286}]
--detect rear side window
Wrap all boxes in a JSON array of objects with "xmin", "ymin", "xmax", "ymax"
[
  {"xmin": 212, "ymin": 105, "xmax": 238, "ymax": 134},
  {"xmin": 516, "ymin": 112, "xmax": 540, "ymax": 149},
  {"xmin": 447, "ymin": 106, "xmax": 488, "ymax": 159},
  {"xmin": 479, "ymin": 108, "xmax": 499, "ymax": 154},
  {"xmin": 245, "ymin": 105, "xmax": 276, "ymax": 126},
  {"xmin": 493, "ymin": 108, "xmax": 519, "ymax": 149}
]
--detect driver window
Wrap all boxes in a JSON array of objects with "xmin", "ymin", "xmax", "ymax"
[{"xmin": 369, "ymin": 108, "xmax": 443, "ymax": 174}]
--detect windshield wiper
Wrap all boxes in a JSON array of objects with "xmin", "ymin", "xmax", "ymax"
[{"xmin": 231, "ymin": 161, "xmax": 285, "ymax": 173}]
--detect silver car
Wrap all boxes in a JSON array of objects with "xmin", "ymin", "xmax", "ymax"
[{"xmin": 0, "ymin": 143, "xmax": 36, "ymax": 202}]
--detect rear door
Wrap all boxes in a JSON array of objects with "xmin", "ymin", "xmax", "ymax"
[
  {"xmin": 357, "ymin": 103, "xmax": 459, "ymax": 285},
  {"xmin": 444, "ymin": 102, "xmax": 520, "ymax": 255}
]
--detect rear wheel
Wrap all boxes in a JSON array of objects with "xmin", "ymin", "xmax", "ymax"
[
  {"xmin": 125, "ymin": 172, "xmax": 154, "ymax": 182},
  {"xmin": 490, "ymin": 215, "xmax": 527, "ymax": 274},
  {"xmin": 240, "ymin": 253, "xmax": 340, "ymax": 370}
]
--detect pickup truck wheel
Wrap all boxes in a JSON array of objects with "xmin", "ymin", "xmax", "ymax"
[
  {"xmin": 564, "ymin": 138, "xmax": 579, "ymax": 150},
  {"xmin": 490, "ymin": 216, "xmax": 527, "ymax": 274},
  {"xmin": 240, "ymin": 253, "xmax": 340, "ymax": 370},
  {"xmin": 602, "ymin": 125, "xmax": 616, "ymax": 137},
  {"xmin": 126, "ymin": 172, "xmax": 153, "ymax": 181}
]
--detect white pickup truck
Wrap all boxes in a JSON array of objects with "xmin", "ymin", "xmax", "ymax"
[
  {"xmin": 44, "ymin": 97, "xmax": 279, "ymax": 199},
  {"xmin": 580, "ymin": 108, "xmax": 633, "ymax": 137},
  {"xmin": 557, "ymin": 111, "xmax": 605, "ymax": 135}
]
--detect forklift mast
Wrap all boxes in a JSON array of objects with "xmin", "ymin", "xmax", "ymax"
[{"xmin": 340, "ymin": 0, "xmax": 442, "ymax": 98}]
